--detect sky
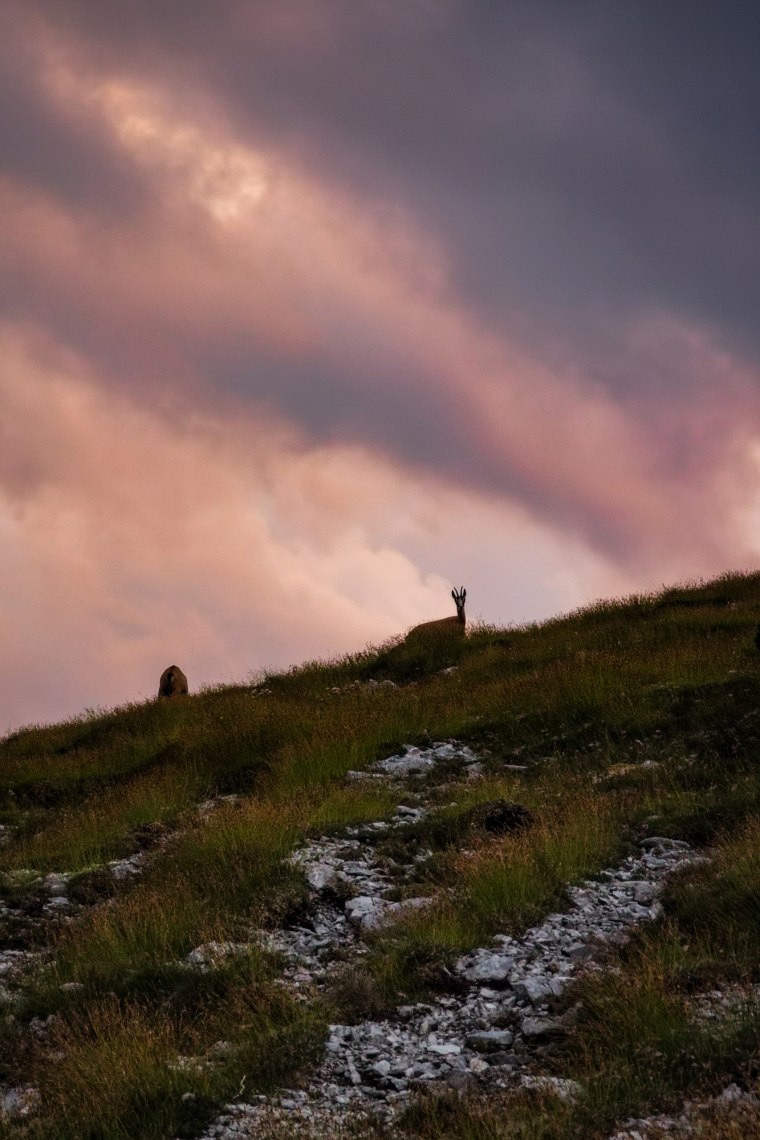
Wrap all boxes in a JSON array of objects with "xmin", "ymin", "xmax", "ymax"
[{"xmin": 2, "ymin": 0, "xmax": 760, "ymax": 731}]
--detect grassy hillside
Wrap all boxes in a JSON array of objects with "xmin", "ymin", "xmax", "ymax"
[{"xmin": 1, "ymin": 572, "xmax": 760, "ymax": 1138}]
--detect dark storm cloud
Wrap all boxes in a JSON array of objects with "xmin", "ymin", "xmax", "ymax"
[
  {"xmin": 0, "ymin": 11, "xmax": 148, "ymax": 218},
  {"xmin": 228, "ymin": 0, "xmax": 760, "ymax": 368},
  {"xmin": 2, "ymin": 0, "xmax": 759, "ymax": 570},
  {"xmin": 203, "ymin": 348, "xmax": 505, "ymax": 498},
  {"xmin": 20, "ymin": 0, "xmax": 760, "ymax": 381}
]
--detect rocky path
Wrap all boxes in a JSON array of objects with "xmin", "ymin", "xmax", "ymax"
[
  {"xmin": 194, "ymin": 745, "xmax": 704, "ymax": 1140},
  {"xmin": 0, "ymin": 743, "xmax": 729, "ymax": 1139}
]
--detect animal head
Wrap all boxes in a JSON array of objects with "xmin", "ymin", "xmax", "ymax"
[{"xmin": 452, "ymin": 587, "xmax": 466, "ymax": 621}]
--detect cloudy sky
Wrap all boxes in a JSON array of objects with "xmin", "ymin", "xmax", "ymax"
[{"xmin": 2, "ymin": 1, "xmax": 759, "ymax": 730}]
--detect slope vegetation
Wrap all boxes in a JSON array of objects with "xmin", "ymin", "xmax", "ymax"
[{"xmin": 1, "ymin": 573, "xmax": 760, "ymax": 1138}]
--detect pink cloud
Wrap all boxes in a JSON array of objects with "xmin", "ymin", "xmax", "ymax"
[
  {"xmin": 19, "ymin": 59, "xmax": 752, "ymax": 571},
  {"xmin": 1, "ymin": 12, "xmax": 759, "ymax": 730},
  {"xmin": 0, "ymin": 326, "xmax": 639, "ymax": 731}
]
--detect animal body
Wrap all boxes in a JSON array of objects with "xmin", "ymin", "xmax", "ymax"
[
  {"xmin": 158, "ymin": 665, "xmax": 188, "ymax": 698},
  {"xmin": 406, "ymin": 587, "xmax": 467, "ymax": 641}
]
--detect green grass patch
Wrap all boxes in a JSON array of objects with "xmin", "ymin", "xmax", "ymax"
[
  {"xmin": 358, "ymin": 787, "xmax": 624, "ymax": 1005},
  {"xmin": 20, "ymin": 975, "xmax": 326, "ymax": 1140}
]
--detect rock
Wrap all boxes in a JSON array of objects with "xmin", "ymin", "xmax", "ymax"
[
  {"xmin": 400, "ymin": 896, "xmax": 434, "ymax": 914},
  {"xmin": 488, "ymin": 1052, "xmax": 519, "ymax": 1068},
  {"xmin": 108, "ymin": 855, "xmax": 145, "ymax": 880},
  {"xmin": 445, "ymin": 1070, "xmax": 476, "ymax": 1092},
  {"xmin": 520, "ymin": 1075, "xmax": 582, "ymax": 1101},
  {"xmin": 567, "ymin": 942, "xmax": 591, "ymax": 961},
  {"xmin": 44, "ymin": 896, "xmax": 71, "ymax": 911},
  {"xmin": 186, "ymin": 941, "xmax": 251, "ymax": 968},
  {"xmin": 306, "ymin": 863, "xmax": 339, "ymax": 892},
  {"xmin": 521, "ymin": 1016, "xmax": 565, "ymax": 1040},
  {"xmin": 344, "ymin": 896, "xmax": 389, "ymax": 928},
  {"xmin": 628, "ymin": 880, "xmax": 660, "ymax": 907},
  {"xmin": 59, "ymin": 982, "xmax": 85, "ymax": 994},
  {"xmin": 514, "ymin": 976, "xmax": 566, "ymax": 1003},
  {"xmin": 457, "ymin": 951, "xmax": 514, "ymax": 983},
  {"xmin": 42, "ymin": 873, "xmax": 70, "ymax": 897},
  {"xmin": 376, "ymin": 747, "xmax": 436, "ymax": 776},
  {"xmin": 466, "ymin": 1029, "xmax": 514, "ymax": 1052},
  {"xmin": 0, "ymin": 1085, "xmax": 40, "ymax": 1120},
  {"xmin": 427, "ymin": 1042, "xmax": 461, "ymax": 1057},
  {"xmin": 375, "ymin": 741, "xmax": 479, "ymax": 777}
]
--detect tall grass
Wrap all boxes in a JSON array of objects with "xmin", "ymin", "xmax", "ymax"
[
  {"xmin": 21, "ymin": 974, "xmax": 326, "ymax": 1140},
  {"xmin": 35, "ymin": 784, "xmax": 404, "ymax": 1002},
  {"xmin": 363, "ymin": 788, "xmax": 623, "ymax": 1001}
]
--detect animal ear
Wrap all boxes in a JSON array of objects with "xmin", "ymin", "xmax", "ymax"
[
  {"xmin": 462, "ymin": 588, "xmax": 466, "ymax": 599},
  {"xmin": 451, "ymin": 589, "xmax": 457, "ymax": 601}
]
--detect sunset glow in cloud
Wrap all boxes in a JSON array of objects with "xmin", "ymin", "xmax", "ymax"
[{"xmin": 2, "ymin": 1, "xmax": 759, "ymax": 730}]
